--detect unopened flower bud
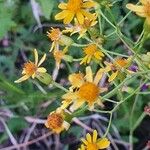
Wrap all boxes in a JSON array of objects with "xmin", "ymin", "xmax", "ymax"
[
  {"xmin": 59, "ymin": 35, "xmax": 73, "ymax": 46},
  {"xmin": 63, "ymin": 55, "xmax": 73, "ymax": 62},
  {"xmin": 36, "ymin": 72, "xmax": 52, "ymax": 85}
]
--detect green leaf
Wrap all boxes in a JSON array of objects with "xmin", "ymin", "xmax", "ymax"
[
  {"xmin": 38, "ymin": 0, "xmax": 54, "ymax": 19},
  {"xmin": 0, "ymin": 1, "xmax": 17, "ymax": 39},
  {"xmin": 7, "ymin": 117, "xmax": 28, "ymax": 132}
]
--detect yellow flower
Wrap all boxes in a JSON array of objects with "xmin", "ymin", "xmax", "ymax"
[
  {"xmin": 80, "ymin": 44, "xmax": 104, "ymax": 65},
  {"xmin": 15, "ymin": 49, "xmax": 46, "ymax": 83},
  {"xmin": 53, "ymin": 46, "xmax": 73, "ymax": 69},
  {"xmin": 104, "ymin": 58, "xmax": 131, "ymax": 82},
  {"xmin": 63, "ymin": 14, "xmax": 97, "ymax": 39},
  {"xmin": 62, "ymin": 66, "xmax": 106, "ymax": 111},
  {"xmin": 45, "ymin": 108, "xmax": 70, "ymax": 134},
  {"xmin": 53, "ymin": 50, "xmax": 65, "ymax": 69},
  {"xmin": 78, "ymin": 130, "xmax": 110, "ymax": 150},
  {"xmin": 126, "ymin": 0, "xmax": 150, "ymax": 24},
  {"xmin": 55, "ymin": 0, "xmax": 96, "ymax": 24},
  {"xmin": 47, "ymin": 28, "xmax": 62, "ymax": 52}
]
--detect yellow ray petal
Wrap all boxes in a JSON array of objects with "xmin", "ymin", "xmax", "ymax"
[
  {"xmin": 37, "ymin": 67, "xmax": 47, "ymax": 73},
  {"xmin": 82, "ymin": 1, "xmax": 96, "ymax": 8},
  {"xmin": 81, "ymin": 138, "xmax": 88, "ymax": 145},
  {"xmin": 69, "ymin": 73, "xmax": 84, "ymax": 87},
  {"xmin": 94, "ymin": 69, "xmax": 103, "ymax": 85},
  {"xmin": 50, "ymin": 42, "xmax": 55, "ymax": 52},
  {"xmin": 55, "ymin": 10, "xmax": 69, "ymax": 20},
  {"xmin": 85, "ymin": 66, "xmax": 93, "ymax": 82},
  {"xmin": 108, "ymin": 71, "xmax": 118, "ymax": 82},
  {"xmin": 126, "ymin": 4, "xmax": 145, "ymax": 13},
  {"xmin": 58, "ymin": 3, "xmax": 67, "ymax": 9},
  {"xmin": 14, "ymin": 75, "xmax": 30, "ymax": 83},
  {"xmin": 81, "ymin": 10, "xmax": 94, "ymax": 19},
  {"xmin": 32, "ymin": 73, "xmax": 36, "ymax": 79},
  {"xmin": 80, "ymin": 56, "xmax": 88, "ymax": 65},
  {"xmin": 97, "ymin": 138, "xmax": 110, "ymax": 149},
  {"xmin": 38, "ymin": 54, "xmax": 46, "ymax": 67},
  {"xmin": 86, "ymin": 133, "xmax": 92, "ymax": 142},
  {"xmin": 61, "ymin": 99, "xmax": 72, "ymax": 109},
  {"xmin": 76, "ymin": 11, "xmax": 84, "ymax": 24},
  {"xmin": 62, "ymin": 92, "xmax": 77, "ymax": 100},
  {"xmin": 34, "ymin": 49, "xmax": 38, "ymax": 66},
  {"xmin": 93, "ymin": 130, "xmax": 98, "ymax": 143},
  {"xmin": 140, "ymin": 0, "xmax": 147, "ymax": 5},
  {"xmin": 70, "ymin": 100, "xmax": 85, "ymax": 112},
  {"xmin": 87, "ymin": 55, "xmax": 92, "ymax": 64},
  {"xmin": 63, "ymin": 12, "xmax": 75, "ymax": 24}
]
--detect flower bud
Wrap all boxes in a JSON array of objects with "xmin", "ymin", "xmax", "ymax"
[
  {"xmin": 59, "ymin": 35, "xmax": 73, "ymax": 46},
  {"xmin": 63, "ymin": 55, "xmax": 73, "ymax": 62},
  {"xmin": 36, "ymin": 72, "xmax": 52, "ymax": 85}
]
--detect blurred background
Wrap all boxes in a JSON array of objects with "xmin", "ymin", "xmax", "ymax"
[{"xmin": 0, "ymin": 0, "xmax": 150, "ymax": 150}]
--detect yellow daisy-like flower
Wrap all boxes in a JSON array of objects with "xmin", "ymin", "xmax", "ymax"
[
  {"xmin": 47, "ymin": 28, "xmax": 62, "ymax": 52},
  {"xmin": 80, "ymin": 44, "xmax": 104, "ymax": 65},
  {"xmin": 126, "ymin": 0, "xmax": 150, "ymax": 24},
  {"xmin": 53, "ymin": 50, "xmax": 65, "ymax": 69},
  {"xmin": 53, "ymin": 46, "xmax": 73, "ymax": 69},
  {"xmin": 45, "ymin": 108, "xmax": 70, "ymax": 134},
  {"xmin": 62, "ymin": 66, "xmax": 106, "ymax": 111},
  {"xmin": 55, "ymin": 0, "xmax": 96, "ymax": 24},
  {"xmin": 63, "ymin": 14, "xmax": 97, "ymax": 39},
  {"xmin": 104, "ymin": 57, "xmax": 131, "ymax": 82},
  {"xmin": 15, "ymin": 49, "xmax": 46, "ymax": 83},
  {"xmin": 78, "ymin": 130, "xmax": 110, "ymax": 150}
]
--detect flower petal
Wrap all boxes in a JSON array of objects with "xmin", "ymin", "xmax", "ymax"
[
  {"xmin": 81, "ymin": 10, "xmax": 94, "ymax": 20},
  {"xmin": 81, "ymin": 138, "xmax": 88, "ymax": 145},
  {"xmin": 58, "ymin": 3, "xmax": 67, "ymax": 9},
  {"xmin": 86, "ymin": 133, "xmax": 92, "ymax": 142},
  {"xmin": 37, "ymin": 67, "xmax": 47, "ymax": 73},
  {"xmin": 76, "ymin": 11, "xmax": 84, "ymax": 24},
  {"xmin": 97, "ymin": 138, "xmax": 110, "ymax": 149},
  {"xmin": 108, "ymin": 71, "xmax": 118, "ymax": 82},
  {"xmin": 94, "ymin": 69, "xmax": 103, "ymax": 85},
  {"xmin": 80, "ymin": 56, "xmax": 88, "ymax": 65},
  {"xmin": 93, "ymin": 130, "xmax": 98, "ymax": 143},
  {"xmin": 61, "ymin": 99, "xmax": 72, "ymax": 109},
  {"xmin": 126, "ymin": 4, "xmax": 145, "ymax": 13},
  {"xmin": 14, "ymin": 75, "xmax": 30, "ymax": 83},
  {"xmin": 140, "ymin": 0, "xmax": 147, "ymax": 5},
  {"xmin": 70, "ymin": 100, "xmax": 85, "ymax": 112},
  {"xmin": 82, "ymin": 1, "xmax": 96, "ymax": 8},
  {"xmin": 38, "ymin": 53, "xmax": 46, "ymax": 67},
  {"xmin": 62, "ymin": 92, "xmax": 77, "ymax": 100},
  {"xmin": 85, "ymin": 66, "xmax": 93, "ymax": 82},
  {"xmin": 55, "ymin": 10, "xmax": 69, "ymax": 20},
  {"xmin": 34, "ymin": 49, "xmax": 38, "ymax": 66},
  {"xmin": 69, "ymin": 73, "xmax": 84, "ymax": 88},
  {"xmin": 63, "ymin": 11, "xmax": 75, "ymax": 24}
]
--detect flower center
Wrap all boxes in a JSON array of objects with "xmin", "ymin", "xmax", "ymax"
[
  {"xmin": 86, "ymin": 143, "xmax": 99, "ymax": 150},
  {"xmin": 78, "ymin": 82, "xmax": 99, "ymax": 103},
  {"xmin": 54, "ymin": 50, "xmax": 64, "ymax": 61},
  {"xmin": 84, "ymin": 44, "xmax": 97, "ymax": 55},
  {"xmin": 67, "ymin": 0, "xmax": 82, "ymax": 12},
  {"xmin": 47, "ymin": 113, "xmax": 63, "ymax": 129},
  {"xmin": 115, "ymin": 58, "xmax": 128, "ymax": 68},
  {"xmin": 47, "ymin": 28, "xmax": 62, "ymax": 41},
  {"xmin": 24, "ymin": 62, "xmax": 37, "ymax": 76},
  {"xmin": 145, "ymin": 4, "xmax": 150, "ymax": 16}
]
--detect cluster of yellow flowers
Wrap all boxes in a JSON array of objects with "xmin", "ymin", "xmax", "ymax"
[{"xmin": 14, "ymin": 0, "xmax": 150, "ymax": 149}]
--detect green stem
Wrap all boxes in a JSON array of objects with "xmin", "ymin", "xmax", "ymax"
[
  {"xmin": 52, "ymin": 81, "xmax": 68, "ymax": 92},
  {"xmin": 103, "ymin": 113, "xmax": 113, "ymax": 137}
]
